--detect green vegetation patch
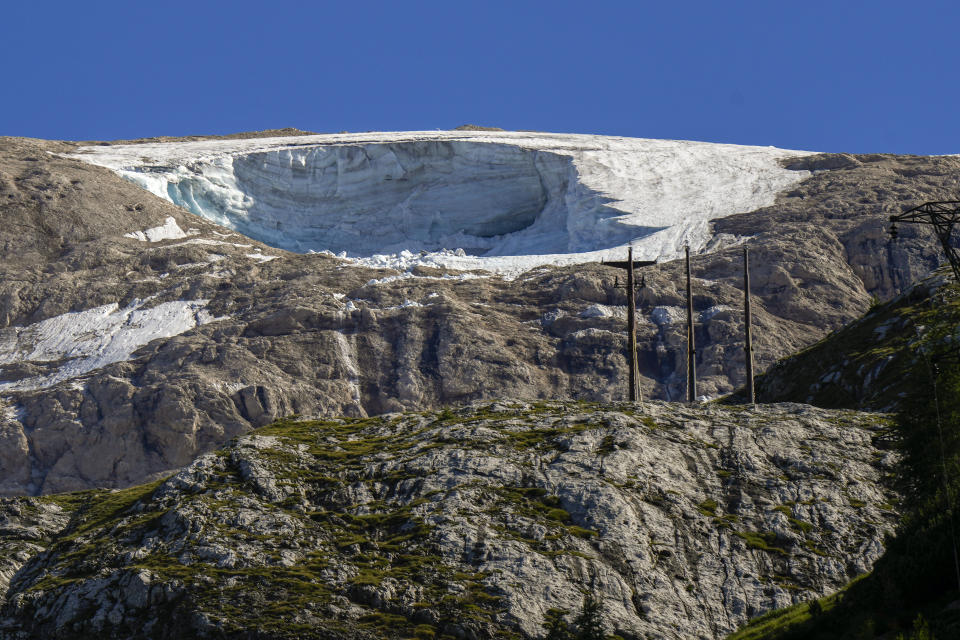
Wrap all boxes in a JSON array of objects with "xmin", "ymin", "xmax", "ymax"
[
  {"xmin": 495, "ymin": 486, "xmax": 565, "ymax": 521},
  {"xmin": 733, "ymin": 530, "xmax": 789, "ymax": 556},
  {"xmin": 490, "ymin": 486, "xmax": 598, "ymax": 553},
  {"xmin": 41, "ymin": 479, "xmax": 166, "ymax": 542},
  {"xmin": 698, "ymin": 499, "xmax": 719, "ymax": 517},
  {"xmin": 496, "ymin": 421, "xmax": 595, "ymax": 450},
  {"xmin": 726, "ymin": 575, "xmax": 868, "ymax": 640}
]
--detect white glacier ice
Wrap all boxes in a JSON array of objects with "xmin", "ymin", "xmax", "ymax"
[
  {"xmin": 0, "ymin": 299, "xmax": 224, "ymax": 391},
  {"xmin": 68, "ymin": 131, "xmax": 817, "ymax": 274}
]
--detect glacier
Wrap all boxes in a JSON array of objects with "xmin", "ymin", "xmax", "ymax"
[{"xmin": 68, "ymin": 131, "xmax": 817, "ymax": 274}]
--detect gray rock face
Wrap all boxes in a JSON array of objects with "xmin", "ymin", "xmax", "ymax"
[
  {"xmin": 0, "ymin": 402, "xmax": 898, "ymax": 639},
  {"xmin": 0, "ymin": 135, "xmax": 955, "ymax": 494},
  {"xmin": 0, "ymin": 498, "xmax": 70, "ymax": 599}
]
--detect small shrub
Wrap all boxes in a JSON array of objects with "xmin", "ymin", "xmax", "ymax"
[
  {"xmin": 596, "ymin": 435, "xmax": 616, "ymax": 456},
  {"xmin": 548, "ymin": 508, "xmax": 571, "ymax": 522},
  {"xmin": 572, "ymin": 594, "xmax": 607, "ymax": 640},
  {"xmin": 808, "ymin": 598, "xmax": 822, "ymax": 616},
  {"xmin": 697, "ymin": 499, "xmax": 718, "ymax": 517},
  {"xmin": 542, "ymin": 608, "xmax": 571, "ymax": 640},
  {"xmin": 898, "ymin": 613, "xmax": 933, "ymax": 640},
  {"xmin": 734, "ymin": 530, "xmax": 789, "ymax": 555},
  {"xmin": 539, "ymin": 596, "xmax": 615, "ymax": 640}
]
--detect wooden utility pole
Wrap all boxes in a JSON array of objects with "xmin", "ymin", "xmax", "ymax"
[
  {"xmin": 602, "ymin": 251, "xmax": 656, "ymax": 402},
  {"xmin": 626, "ymin": 247, "xmax": 640, "ymax": 402},
  {"xmin": 686, "ymin": 246, "xmax": 696, "ymax": 403},
  {"xmin": 744, "ymin": 247, "xmax": 756, "ymax": 405}
]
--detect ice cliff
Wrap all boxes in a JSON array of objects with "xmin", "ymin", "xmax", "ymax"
[{"xmin": 69, "ymin": 131, "xmax": 816, "ymax": 274}]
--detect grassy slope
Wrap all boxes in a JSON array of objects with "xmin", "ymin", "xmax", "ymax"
[{"xmin": 729, "ymin": 271, "xmax": 959, "ymax": 412}]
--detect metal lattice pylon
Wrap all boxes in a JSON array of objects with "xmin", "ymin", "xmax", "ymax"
[{"xmin": 890, "ymin": 201, "xmax": 960, "ymax": 282}]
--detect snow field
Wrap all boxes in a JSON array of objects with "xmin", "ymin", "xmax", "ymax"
[{"xmin": 0, "ymin": 299, "xmax": 225, "ymax": 390}]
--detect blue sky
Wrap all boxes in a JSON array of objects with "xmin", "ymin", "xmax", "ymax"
[{"xmin": 2, "ymin": 1, "xmax": 957, "ymax": 154}]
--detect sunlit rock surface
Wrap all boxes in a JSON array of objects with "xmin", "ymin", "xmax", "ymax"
[{"xmin": 0, "ymin": 401, "xmax": 898, "ymax": 640}]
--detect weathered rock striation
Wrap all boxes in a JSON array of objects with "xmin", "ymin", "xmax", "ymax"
[
  {"xmin": 0, "ymin": 402, "xmax": 898, "ymax": 639},
  {"xmin": 0, "ymin": 134, "xmax": 956, "ymax": 494}
]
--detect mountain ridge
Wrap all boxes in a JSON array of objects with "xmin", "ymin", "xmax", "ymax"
[{"xmin": 0, "ymin": 131, "xmax": 953, "ymax": 496}]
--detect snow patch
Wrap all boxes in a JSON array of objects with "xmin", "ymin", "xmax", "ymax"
[
  {"xmin": 124, "ymin": 216, "xmax": 190, "ymax": 242},
  {"xmin": 568, "ymin": 328, "xmax": 619, "ymax": 341},
  {"xmin": 579, "ymin": 304, "xmax": 626, "ymax": 319},
  {"xmin": 380, "ymin": 299, "xmax": 425, "ymax": 311},
  {"xmin": 0, "ymin": 299, "xmax": 228, "ymax": 391},
  {"xmin": 215, "ymin": 381, "xmax": 247, "ymax": 395},
  {"xmin": 162, "ymin": 238, "xmax": 253, "ymax": 249},
  {"xmin": 363, "ymin": 271, "xmax": 490, "ymax": 287},
  {"xmin": 651, "ymin": 306, "xmax": 685, "ymax": 326},
  {"xmin": 175, "ymin": 253, "xmax": 227, "ymax": 270},
  {"xmin": 541, "ymin": 310, "xmax": 566, "ymax": 326},
  {"xmin": 699, "ymin": 305, "xmax": 734, "ymax": 322}
]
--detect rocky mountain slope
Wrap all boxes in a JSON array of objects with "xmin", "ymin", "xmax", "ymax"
[
  {"xmin": 0, "ymin": 401, "xmax": 898, "ymax": 639},
  {"xmin": 0, "ymin": 132, "xmax": 956, "ymax": 494},
  {"xmin": 723, "ymin": 274, "xmax": 960, "ymax": 640},
  {"xmin": 736, "ymin": 269, "xmax": 958, "ymax": 412}
]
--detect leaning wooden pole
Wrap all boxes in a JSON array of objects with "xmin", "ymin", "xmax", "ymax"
[
  {"xmin": 626, "ymin": 247, "xmax": 639, "ymax": 402},
  {"xmin": 686, "ymin": 246, "xmax": 696, "ymax": 403},
  {"xmin": 744, "ymin": 247, "xmax": 756, "ymax": 405}
]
